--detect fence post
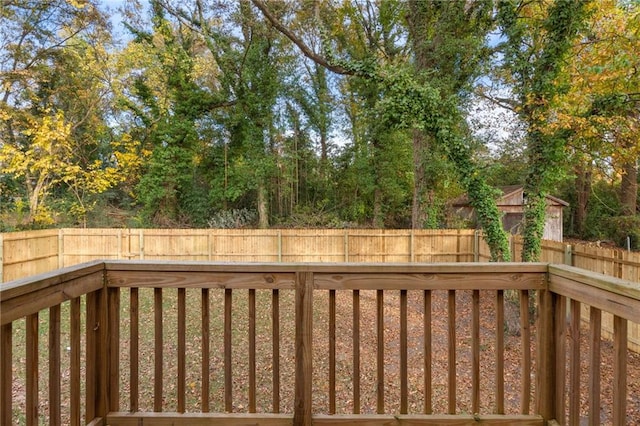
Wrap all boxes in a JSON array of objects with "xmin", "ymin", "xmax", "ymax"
[
  {"xmin": 344, "ymin": 231, "xmax": 349, "ymax": 262},
  {"xmin": 278, "ymin": 230, "xmax": 282, "ymax": 262},
  {"xmin": 408, "ymin": 230, "xmax": 414, "ymax": 263},
  {"xmin": 473, "ymin": 230, "xmax": 479, "ymax": 263},
  {"xmin": 117, "ymin": 229, "xmax": 122, "ymax": 260},
  {"xmin": 564, "ymin": 244, "xmax": 573, "ymax": 266},
  {"xmin": 139, "ymin": 230, "xmax": 144, "ymax": 260},
  {"xmin": 536, "ymin": 288, "xmax": 558, "ymax": 421},
  {"xmin": 294, "ymin": 271, "xmax": 313, "ymax": 426},
  {"xmin": 58, "ymin": 229, "xmax": 64, "ymax": 269}
]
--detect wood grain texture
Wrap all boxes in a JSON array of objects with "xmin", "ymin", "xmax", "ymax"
[
  {"xmin": 314, "ymin": 272, "xmax": 545, "ymax": 291},
  {"xmin": 107, "ymin": 270, "xmax": 296, "ymax": 290},
  {"xmin": 472, "ymin": 290, "xmax": 480, "ymax": 414},
  {"xmin": 272, "ymin": 289, "xmax": 280, "ymax": 413},
  {"xmin": 129, "ymin": 288, "xmax": 139, "ymax": 412},
  {"xmin": 423, "ymin": 290, "xmax": 432, "ymax": 415},
  {"xmin": 549, "ymin": 274, "xmax": 640, "ymax": 323},
  {"xmin": 104, "ymin": 412, "xmax": 544, "ymax": 426},
  {"xmin": 249, "ymin": 289, "xmax": 256, "ymax": 413},
  {"xmin": 400, "ymin": 289, "xmax": 408, "ymax": 415},
  {"xmin": 106, "ymin": 412, "xmax": 293, "ymax": 425},
  {"xmin": 154, "ymin": 288, "xmax": 163, "ymax": 412},
  {"xmin": 70, "ymin": 297, "xmax": 81, "ymax": 426},
  {"xmin": 495, "ymin": 290, "xmax": 504, "ymax": 415},
  {"xmin": 49, "ymin": 305, "xmax": 61, "ymax": 426},
  {"xmin": 224, "ymin": 288, "xmax": 232, "ymax": 412},
  {"xmin": 294, "ymin": 272, "xmax": 313, "ymax": 426},
  {"xmin": 569, "ymin": 299, "xmax": 580, "ymax": 426},
  {"xmin": 1, "ymin": 323, "xmax": 12, "ymax": 426},
  {"xmin": 519, "ymin": 290, "xmax": 530, "ymax": 415},
  {"xmin": 588, "ymin": 307, "xmax": 601, "ymax": 426},
  {"xmin": 26, "ymin": 313, "xmax": 39, "ymax": 426},
  {"xmin": 329, "ymin": 289, "xmax": 336, "ymax": 415},
  {"xmin": 613, "ymin": 316, "xmax": 627, "ymax": 425},
  {"xmin": 108, "ymin": 288, "xmax": 120, "ymax": 413},
  {"xmin": 201, "ymin": 288, "xmax": 210, "ymax": 413},
  {"xmin": 448, "ymin": 290, "xmax": 456, "ymax": 415},
  {"xmin": 1, "ymin": 271, "xmax": 103, "ymax": 325},
  {"xmin": 177, "ymin": 288, "xmax": 186, "ymax": 413},
  {"xmin": 377, "ymin": 289, "xmax": 384, "ymax": 414},
  {"xmin": 353, "ymin": 289, "xmax": 361, "ymax": 414}
]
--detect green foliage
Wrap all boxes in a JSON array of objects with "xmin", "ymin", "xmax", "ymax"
[
  {"xmin": 603, "ymin": 216, "xmax": 640, "ymax": 250},
  {"xmin": 498, "ymin": 0, "xmax": 592, "ymax": 261}
]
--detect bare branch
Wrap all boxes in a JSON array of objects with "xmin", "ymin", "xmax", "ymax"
[{"xmin": 250, "ymin": 0, "xmax": 354, "ymax": 76}]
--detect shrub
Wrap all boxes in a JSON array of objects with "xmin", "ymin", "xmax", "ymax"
[
  {"xmin": 207, "ymin": 208, "xmax": 257, "ymax": 229},
  {"xmin": 603, "ymin": 215, "xmax": 640, "ymax": 250}
]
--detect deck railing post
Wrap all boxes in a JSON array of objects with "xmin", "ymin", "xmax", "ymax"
[
  {"xmin": 536, "ymin": 287, "xmax": 558, "ymax": 421},
  {"xmin": 86, "ymin": 280, "xmax": 109, "ymax": 422},
  {"xmin": 294, "ymin": 271, "xmax": 313, "ymax": 426}
]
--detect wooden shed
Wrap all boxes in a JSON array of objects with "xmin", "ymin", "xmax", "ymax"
[{"xmin": 451, "ymin": 185, "xmax": 569, "ymax": 242}]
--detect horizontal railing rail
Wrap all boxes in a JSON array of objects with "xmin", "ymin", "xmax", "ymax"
[{"xmin": 1, "ymin": 261, "xmax": 639, "ymax": 425}]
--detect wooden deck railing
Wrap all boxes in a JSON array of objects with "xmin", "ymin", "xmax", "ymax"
[{"xmin": 1, "ymin": 261, "xmax": 639, "ymax": 425}]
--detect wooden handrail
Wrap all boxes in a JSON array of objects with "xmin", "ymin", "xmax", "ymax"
[{"xmin": 1, "ymin": 261, "xmax": 639, "ymax": 425}]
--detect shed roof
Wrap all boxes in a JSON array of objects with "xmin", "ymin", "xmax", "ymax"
[{"xmin": 451, "ymin": 185, "xmax": 569, "ymax": 207}]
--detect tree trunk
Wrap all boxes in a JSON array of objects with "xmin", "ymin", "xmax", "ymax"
[
  {"xmin": 620, "ymin": 157, "xmax": 638, "ymax": 216},
  {"xmin": 412, "ymin": 130, "xmax": 428, "ymax": 229},
  {"xmin": 257, "ymin": 182, "xmax": 269, "ymax": 229},
  {"xmin": 574, "ymin": 162, "xmax": 592, "ymax": 236}
]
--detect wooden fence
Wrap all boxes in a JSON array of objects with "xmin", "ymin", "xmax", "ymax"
[
  {"xmin": 2, "ymin": 228, "xmax": 640, "ymax": 351},
  {"xmin": 0, "ymin": 229, "xmax": 482, "ymax": 282},
  {"xmin": 3, "ymin": 228, "xmax": 639, "ymax": 283},
  {"xmin": 2, "ymin": 261, "xmax": 639, "ymax": 425}
]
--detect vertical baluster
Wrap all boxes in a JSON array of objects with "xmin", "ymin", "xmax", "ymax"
[
  {"xmin": 589, "ymin": 307, "xmax": 601, "ymax": 426},
  {"xmin": 108, "ymin": 288, "xmax": 120, "ymax": 413},
  {"xmin": 376, "ymin": 289, "xmax": 384, "ymax": 414},
  {"xmin": 328, "ymin": 289, "xmax": 336, "ymax": 415},
  {"xmin": 536, "ymin": 289, "xmax": 559, "ymax": 422},
  {"xmin": 495, "ymin": 290, "xmax": 504, "ymax": 414},
  {"xmin": 49, "ymin": 305, "xmax": 61, "ymax": 425},
  {"xmin": 1, "ymin": 323, "xmax": 12, "ymax": 426},
  {"xmin": 224, "ymin": 289, "xmax": 233, "ymax": 412},
  {"xmin": 201, "ymin": 288, "xmax": 210, "ymax": 412},
  {"xmin": 353, "ymin": 289, "xmax": 360, "ymax": 414},
  {"xmin": 448, "ymin": 290, "xmax": 456, "ymax": 414},
  {"xmin": 26, "ymin": 313, "xmax": 38, "ymax": 426},
  {"xmin": 86, "ymin": 292, "xmax": 98, "ymax": 421},
  {"xmin": 400, "ymin": 289, "xmax": 408, "ymax": 414},
  {"xmin": 248, "ymin": 289, "xmax": 256, "ymax": 413},
  {"xmin": 272, "ymin": 289, "xmax": 280, "ymax": 413},
  {"xmin": 177, "ymin": 288, "xmax": 186, "ymax": 413},
  {"xmin": 520, "ymin": 290, "xmax": 531, "ymax": 414},
  {"xmin": 423, "ymin": 290, "xmax": 432, "ymax": 414},
  {"xmin": 70, "ymin": 297, "xmax": 81, "ymax": 425},
  {"xmin": 294, "ymin": 272, "xmax": 313, "ymax": 426},
  {"xmin": 569, "ymin": 299, "xmax": 581, "ymax": 426},
  {"xmin": 129, "ymin": 288, "xmax": 139, "ymax": 412},
  {"xmin": 154, "ymin": 288, "xmax": 163, "ymax": 412},
  {"xmin": 613, "ymin": 315, "xmax": 627, "ymax": 425},
  {"xmin": 472, "ymin": 290, "xmax": 480, "ymax": 414},
  {"xmin": 555, "ymin": 295, "xmax": 567, "ymax": 423}
]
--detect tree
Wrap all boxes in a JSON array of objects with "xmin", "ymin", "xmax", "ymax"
[
  {"xmin": 497, "ymin": 0, "xmax": 592, "ymax": 261},
  {"xmin": 554, "ymin": 1, "xmax": 640, "ymax": 225},
  {"xmin": 0, "ymin": 0, "xmax": 126, "ymax": 225},
  {"xmin": 254, "ymin": 0, "xmax": 511, "ymax": 260}
]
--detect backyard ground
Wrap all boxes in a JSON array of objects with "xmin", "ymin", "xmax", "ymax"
[{"xmin": 9, "ymin": 288, "xmax": 640, "ymax": 424}]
